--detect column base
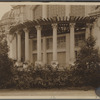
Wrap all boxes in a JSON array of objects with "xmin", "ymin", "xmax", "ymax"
[
  {"xmin": 69, "ymin": 58, "xmax": 75, "ymax": 66},
  {"xmin": 51, "ymin": 60, "xmax": 59, "ymax": 68},
  {"xmin": 15, "ymin": 61, "xmax": 23, "ymax": 67},
  {"xmin": 23, "ymin": 61, "xmax": 30, "ymax": 69},
  {"xmin": 35, "ymin": 61, "xmax": 43, "ymax": 67},
  {"xmin": 69, "ymin": 61, "xmax": 75, "ymax": 67}
]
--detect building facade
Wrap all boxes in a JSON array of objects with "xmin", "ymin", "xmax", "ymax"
[{"xmin": 0, "ymin": 5, "xmax": 100, "ymax": 68}]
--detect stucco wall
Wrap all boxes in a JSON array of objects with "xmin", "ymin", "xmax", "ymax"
[
  {"xmin": 47, "ymin": 5, "xmax": 65, "ymax": 18},
  {"xmin": 70, "ymin": 5, "xmax": 85, "ymax": 16}
]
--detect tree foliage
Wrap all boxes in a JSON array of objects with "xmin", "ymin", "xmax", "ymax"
[
  {"xmin": 72, "ymin": 35, "xmax": 100, "ymax": 87},
  {"xmin": 0, "ymin": 34, "xmax": 13, "ymax": 88},
  {"xmin": 75, "ymin": 35, "xmax": 100, "ymax": 71}
]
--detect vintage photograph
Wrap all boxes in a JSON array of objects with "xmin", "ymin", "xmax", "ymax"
[{"xmin": 0, "ymin": 2, "xmax": 100, "ymax": 98}]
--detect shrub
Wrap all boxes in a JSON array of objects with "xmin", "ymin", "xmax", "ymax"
[
  {"xmin": 11, "ymin": 65, "xmax": 70, "ymax": 89},
  {"xmin": 71, "ymin": 35, "xmax": 100, "ymax": 87}
]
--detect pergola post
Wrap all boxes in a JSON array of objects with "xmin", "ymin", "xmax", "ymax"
[
  {"xmin": 7, "ymin": 33, "xmax": 15, "ymax": 59},
  {"xmin": 92, "ymin": 22, "xmax": 99, "ymax": 48},
  {"xmin": 23, "ymin": 28, "xmax": 30, "ymax": 63},
  {"xmin": 51, "ymin": 23, "xmax": 58, "ymax": 67},
  {"xmin": 43, "ymin": 37, "xmax": 47, "ymax": 65},
  {"xmin": 66, "ymin": 34, "xmax": 70, "ymax": 66},
  {"xmin": 13, "ymin": 34, "xmax": 17, "ymax": 60},
  {"xmin": 35, "ymin": 25, "xmax": 42, "ymax": 66},
  {"xmin": 52, "ymin": 23, "xmax": 57, "ymax": 61},
  {"xmin": 92, "ymin": 22, "xmax": 96, "ymax": 37},
  {"xmin": 69, "ymin": 23, "xmax": 75, "ymax": 65},
  {"xmin": 17, "ymin": 31, "xmax": 22, "ymax": 62},
  {"xmin": 86, "ymin": 23, "xmax": 91, "ymax": 39},
  {"xmin": 9, "ymin": 41, "xmax": 13, "ymax": 59}
]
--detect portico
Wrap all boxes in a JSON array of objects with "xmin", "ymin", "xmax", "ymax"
[{"xmin": 9, "ymin": 16, "xmax": 96, "ymax": 67}]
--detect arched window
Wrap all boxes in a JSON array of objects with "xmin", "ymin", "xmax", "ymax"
[{"xmin": 33, "ymin": 5, "xmax": 42, "ymax": 20}]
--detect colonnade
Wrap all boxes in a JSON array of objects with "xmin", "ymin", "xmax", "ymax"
[{"xmin": 14, "ymin": 22, "xmax": 75, "ymax": 65}]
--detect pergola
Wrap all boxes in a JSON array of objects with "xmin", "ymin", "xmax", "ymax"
[
  {"xmin": 8, "ymin": 16, "xmax": 97, "ymax": 66},
  {"xmin": 9, "ymin": 16, "xmax": 97, "ymax": 38}
]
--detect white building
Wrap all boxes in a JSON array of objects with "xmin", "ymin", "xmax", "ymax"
[{"xmin": 0, "ymin": 5, "xmax": 100, "ymax": 68}]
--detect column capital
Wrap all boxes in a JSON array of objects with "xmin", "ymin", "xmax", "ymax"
[
  {"xmin": 35, "ymin": 25, "xmax": 42, "ymax": 30},
  {"xmin": 69, "ymin": 23, "xmax": 75, "ymax": 28},
  {"xmin": 8, "ymin": 33, "xmax": 15, "ymax": 43},
  {"xmin": 92, "ymin": 22, "xmax": 97, "ymax": 29},
  {"xmin": 23, "ymin": 28, "xmax": 29, "ymax": 33},
  {"xmin": 52, "ymin": 23, "xmax": 57, "ymax": 28},
  {"xmin": 86, "ymin": 23, "xmax": 92, "ymax": 28},
  {"xmin": 16, "ymin": 30, "xmax": 22, "ymax": 35}
]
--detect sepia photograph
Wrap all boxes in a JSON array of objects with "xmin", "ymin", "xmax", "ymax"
[{"xmin": 0, "ymin": 2, "xmax": 100, "ymax": 99}]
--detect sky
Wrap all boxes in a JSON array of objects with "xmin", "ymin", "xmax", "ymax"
[{"xmin": 0, "ymin": 4, "xmax": 12, "ymax": 20}]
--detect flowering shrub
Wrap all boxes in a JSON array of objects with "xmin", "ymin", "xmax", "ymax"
[
  {"xmin": 10, "ymin": 65, "xmax": 71, "ymax": 89},
  {"xmin": 2, "ymin": 63, "xmax": 100, "ymax": 89}
]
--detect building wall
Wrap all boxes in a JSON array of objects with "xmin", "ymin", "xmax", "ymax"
[
  {"xmin": 5, "ymin": 5, "xmax": 90, "ymax": 23},
  {"xmin": 47, "ymin": 5, "xmax": 65, "ymax": 18},
  {"xmin": 70, "ymin": 5, "xmax": 85, "ymax": 16}
]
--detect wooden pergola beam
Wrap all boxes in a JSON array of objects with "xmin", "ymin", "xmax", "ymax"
[{"xmin": 9, "ymin": 16, "xmax": 97, "ymax": 34}]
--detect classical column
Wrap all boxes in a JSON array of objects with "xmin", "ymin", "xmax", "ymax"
[
  {"xmin": 9, "ymin": 41, "xmax": 13, "ymax": 59},
  {"xmin": 7, "ymin": 33, "xmax": 14, "ymax": 59},
  {"xmin": 70, "ymin": 23, "xmax": 75, "ymax": 65},
  {"xmin": 42, "ymin": 5, "xmax": 47, "ymax": 65},
  {"xmin": 66, "ymin": 34, "xmax": 70, "ymax": 66},
  {"xmin": 35, "ymin": 25, "xmax": 42, "ymax": 62},
  {"xmin": 7, "ymin": 33, "xmax": 10, "ymax": 58},
  {"xmin": 42, "ymin": 5, "xmax": 47, "ymax": 19},
  {"xmin": 23, "ymin": 28, "xmax": 30, "ymax": 63},
  {"xmin": 92, "ymin": 21, "xmax": 100, "ymax": 48},
  {"xmin": 29, "ymin": 40, "xmax": 33, "ymax": 63},
  {"xmin": 86, "ymin": 23, "xmax": 91, "ymax": 39},
  {"xmin": 13, "ymin": 34, "xmax": 17, "ymax": 60},
  {"xmin": 43, "ymin": 37, "xmax": 47, "ymax": 65},
  {"xmin": 91, "ymin": 22, "xmax": 96, "ymax": 37},
  {"xmin": 17, "ymin": 31, "xmax": 21, "ymax": 62},
  {"xmin": 52, "ymin": 23, "xmax": 57, "ymax": 61}
]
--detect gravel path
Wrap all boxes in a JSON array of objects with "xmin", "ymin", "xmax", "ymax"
[{"xmin": 0, "ymin": 89, "xmax": 98, "ymax": 99}]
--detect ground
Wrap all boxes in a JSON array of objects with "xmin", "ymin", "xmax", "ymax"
[{"xmin": 0, "ymin": 89, "xmax": 98, "ymax": 99}]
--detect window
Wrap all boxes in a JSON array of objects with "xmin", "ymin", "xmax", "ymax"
[
  {"xmin": 33, "ymin": 40, "xmax": 37, "ymax": 51},
  {"xmin": 46, "ymin": 38, "xmax": 53, "ymax": 50},
  {"xmin": 75, "ymin": 34, "xmax": 85, "ymax": 47},
  {"xmin": 57, "ymin": 36, "xmax": 66, "ymax": 49},
  {"xmin": 33, "ymin": 39, "xmax": 43, "ymax": 51}
]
